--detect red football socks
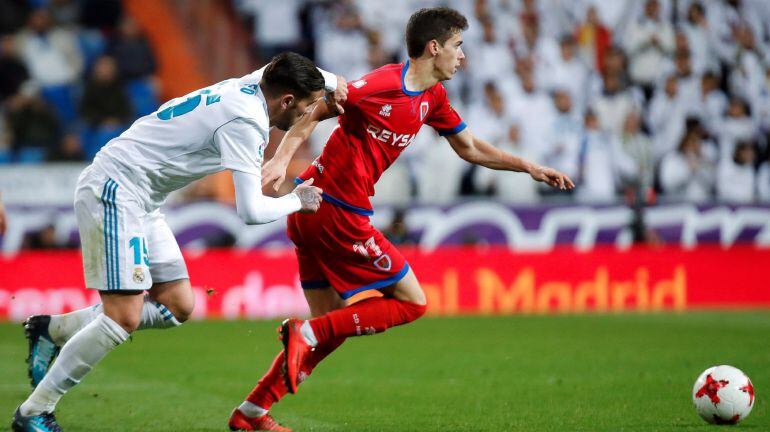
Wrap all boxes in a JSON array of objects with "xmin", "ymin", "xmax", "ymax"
[
  {"xmin": 308, "ymin": 298, "xmax": 427, "ymax": 345},
  {"xmin": 246, "ymin": 350, "xmax": 286, "ymax": 410},
  {"xmin": 246, "ymin": 337, "xmax": 347, "ymax": 410}
]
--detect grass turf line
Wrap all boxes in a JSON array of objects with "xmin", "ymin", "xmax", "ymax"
[{"xmin": 1, "ymin": 313, "xmax": 768, "ymax": 431}]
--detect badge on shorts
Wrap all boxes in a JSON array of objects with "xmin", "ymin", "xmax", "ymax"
[
  {"xmin": 132, "ymin": 267, "xmax": 146, "ymax": 284},
  {"xmin": 373, "ymin": 254, "xmax": 392, "ymax": 271}
]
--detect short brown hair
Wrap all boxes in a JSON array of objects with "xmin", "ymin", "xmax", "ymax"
[{"xmin": 405, "ymin": 7, "xmax": 468, "ymax": 59}]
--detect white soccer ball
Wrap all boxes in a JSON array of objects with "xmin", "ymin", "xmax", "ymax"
[{"xmin": 692, "ymin": 365, "xmax": 755, "ymax": 425}]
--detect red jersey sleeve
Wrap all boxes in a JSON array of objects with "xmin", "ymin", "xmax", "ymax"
[{"xmin": 426, "ymin": 84, "xmax": 467, "ymax": 136}]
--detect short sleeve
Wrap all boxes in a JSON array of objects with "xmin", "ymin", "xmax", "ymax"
[
  {"xmin": 215, "ymin": 118, "xmax": 266, "ymax": 175},
  {"xmin": 426, "ymin": 85, "xmax": 467, "ymax": 136}
]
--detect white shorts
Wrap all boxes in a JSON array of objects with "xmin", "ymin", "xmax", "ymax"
[{"xmin": 74, "ymin": 165, "xmax": 188, "ymax": 291}]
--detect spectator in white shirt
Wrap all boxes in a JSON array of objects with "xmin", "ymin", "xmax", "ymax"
[
  {"xmin": 647, "ymin": 74, "xmax": 688, "ymax": 161},
  {"xmin": 717, "ymin": 141, "xmax": 757, "ymax": 203},
  {"xmin": 672, "ymin": 48, "xmax": 701, "ymax": 112},
  {"xmin": 623, "ymin": 0, "xmax": 675, "ymax": 96},
  {"xmin": 467, "ymin": 15, "xmax": 514, "ymax": 100},
  {"xmin": 235, "ymin": 0, "xmax": 303, "ymax": 59},
  {"xmin": 545, "ymin": 35, "xmax": 590, "ymax": 111},
  {"xmin": 618, "ymin": 111, "xmax": 654, "ymax": 195},
  {"xmin": 315, "ymin": 5, "xmax": 369, "ymax": 80},
  {"xmin": 574, "ymin": 110, "xmax": 625, "ymax": 203},
  {"xmin": 681, "ymin": 1, "xmax": 719, "ymax": 75},
  {"xmin": 15, "ymin": 8, "xmax": 82, "ymax": 88},
  {"xmin": 592, "ymin": 70, "xmax": 641, "ymax": 137},
  {"xmin": 693, "ymin": 72, "xmax": 728, "ymax": 137},
  {"xmin": 660, "ymin": 123, "xmax": 715, "ymax": 203},
  {"xmin": 541, "ymin": 89, "xmax": 582, "ymax": 181},
  {"xmin": 506, "ymin": 66, "xmax": 554, "ymax": 160},
  {"xmin": 719, "ymin": 97, "xmax": 757, "ymax": 162},
  {"xmin": 757, "ymin": 150, "xmax": 770, "ymax": 202}
]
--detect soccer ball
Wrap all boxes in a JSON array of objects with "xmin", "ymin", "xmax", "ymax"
[{"xmin": 692, "ymin": 365, "xmax": 755, "ymax": 425}]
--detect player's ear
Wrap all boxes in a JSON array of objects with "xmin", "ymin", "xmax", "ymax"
[
  {"xmin": 281, "ymin": 94, "xmax": 295, "ymax": 110},
  {"xmin": 428, "ymin": 40, "xmax": 440, "ymax": 57}
]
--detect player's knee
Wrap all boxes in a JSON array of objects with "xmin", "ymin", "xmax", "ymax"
[
  {"xmin": 166, "ymin": 298, "xmax": 194, "ymax": 323},
  {"xmin": 403, "ymin": 300, "xmax": 427, "ymax": 323},
  {"xmin": 111, "ymin": 314, "xmax": 141, "ymax": 333}
]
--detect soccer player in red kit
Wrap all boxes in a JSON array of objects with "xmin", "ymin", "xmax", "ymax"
[{"xmin": 228, "ymin": 7, "xmax": 574, "ymax": 431}]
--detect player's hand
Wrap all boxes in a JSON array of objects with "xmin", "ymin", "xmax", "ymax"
[
  {"xmin": 293, "ymin": 178, "xmax": 323, "ymax": 213},
  {"xmin": 326, "ymin": 75, "xmax": 348, "ymax": 115},
  {"xmin": 262, "ymin": 158, "xmax": 288, "ymax": 192},
  {"xmin": 529, "ymin": 165, "xmax": 575, "ymax": 190}
]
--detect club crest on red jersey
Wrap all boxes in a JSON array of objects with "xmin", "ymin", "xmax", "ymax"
[
  {"xmin": 373, "ymin": 254, "xmax": 392, "ymax": 271},
  {"xmin": 379, "ymin": 104, "xmax": 392, "ymax": 117},
  {"xmin": 420, "ymin": 101, "xmax": 429, "ymax": 121}
]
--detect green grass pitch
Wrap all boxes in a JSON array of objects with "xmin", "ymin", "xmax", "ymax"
[{"xmin": 1, "ymin": 313, "xmax": 768, "ymax": 431}]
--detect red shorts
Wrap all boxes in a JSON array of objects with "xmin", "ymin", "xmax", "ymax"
[{"xmin": 287, "ymin": 202, "xmax": 409, "ymax": 300}]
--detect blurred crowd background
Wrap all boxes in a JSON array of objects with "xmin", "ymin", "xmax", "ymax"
[{"xmin": 1, "ymin": 0, "xmax": 770, "ymax": 211}]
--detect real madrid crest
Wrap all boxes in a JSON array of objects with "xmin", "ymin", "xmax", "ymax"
[{"xmin": 133, "ymin": 267, "xmax": 146, "ymax": 284}]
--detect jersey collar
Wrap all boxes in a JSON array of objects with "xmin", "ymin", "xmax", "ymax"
[{"xmin": 401, "ymin": 60, "xmax": 426, "ymax": 96}]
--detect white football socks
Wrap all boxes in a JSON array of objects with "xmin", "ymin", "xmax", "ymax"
[
  {"xmin": 20, "ymin": 314, "xmax": 129, "ymax": 416},
  {"xmin": 47, "ymin": 296, "xmax": 180, "ymax": 345},
  {"xmin": 48, "ymin": 304, "xmax": 102, "ymax": 345},
  {"xmin": 138, "ymin": 297, "xmax": 182, "ymax": 330},
  {"xmin": 300, "ymin": 320, "xmax": 318, "ymax": 347},
  {"xmin": 238, "ymin": 401, "xmax": 269, "ymax": 418}
]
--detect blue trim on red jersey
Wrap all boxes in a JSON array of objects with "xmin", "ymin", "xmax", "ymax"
[
  {"xmin": 301, "ymin": 280, "xmax": 331, "ymax": 289},
  {"xmin": 294, "ymin": 177, "xmax": 374, "ymax": 216},
  {"xmin": 401, "ymin": 61, "xmax": 425, "ymax": 96},
  {"xmin": 338, "ymin": 263, "xmax": 411, "ymax": 300},
  {"xmin": 437, "ymin": 121, "xmax": 468, "ymax": 136}
]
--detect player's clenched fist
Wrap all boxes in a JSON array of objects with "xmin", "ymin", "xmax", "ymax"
[{"xmin": 293, "ymin": 178, "xmax": 323, "ymax": 213}]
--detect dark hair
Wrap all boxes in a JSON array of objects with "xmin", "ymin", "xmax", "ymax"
[
  {"xmin": 260, "ymin": 52, "xmax": 325, "ymax": 99},
  {"xmin": 405, "ymin": 7, "xmax": 468, "ymax": 59}
]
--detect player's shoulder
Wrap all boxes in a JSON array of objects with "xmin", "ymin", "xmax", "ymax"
[
  {"xmin": 350, "ymin": 63, "xmax": 404, "ymax": 93},
  {"xmin": 218, "ymin": 77, "xmax": 270, "ymax": 131}
]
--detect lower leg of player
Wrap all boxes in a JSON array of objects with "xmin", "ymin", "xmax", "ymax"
[
  {"xmin": 26, "ymin": 280, "xmax": 192, "ymax": 387},
  {"xmin": 19, "ymin": 291, "xmax": 142, "ymax": 419},
  {"xmin": 44, "ymin": 279, "xmax": 192, "ymax": 344},
  {"xmin": 282, "ymin": 269, "xmax": 426, "ymax": 392}
]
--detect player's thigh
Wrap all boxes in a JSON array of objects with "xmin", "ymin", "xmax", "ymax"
[
  {"xmin": 304, "ymin": 286, "xmax": 346, "ymax": 317},
  {"xmin": 75, "ymin": 174, "xmax": 152, "ymax": 292},
  {"xmin": 379, "ymin": 267, "xmax": 426, "ymax": 305},
  {"xmin": 99, "ymin": 290, "xmax": 145, "ymax": 333},
  {"xmin": 144, "ymin": 210, "xmax": 193, "ymax": 320}
]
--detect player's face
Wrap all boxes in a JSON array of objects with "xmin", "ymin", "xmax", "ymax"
[
  {"xmin": 436, "ymin": 32, "xmax": 465, "ymax": 80},
  {"xmin": 275, "ymin": 89, "xmax": 325, "ymax": 131}
]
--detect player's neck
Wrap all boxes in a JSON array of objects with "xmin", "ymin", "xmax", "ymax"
[{"xmin": 403, "ymin": 58, "xmax": 440, "ymax": 92}]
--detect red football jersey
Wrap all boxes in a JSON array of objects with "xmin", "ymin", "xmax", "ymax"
[{"xmin": 297, "ymin": 61, "xmax": 466, "ymax": 214}]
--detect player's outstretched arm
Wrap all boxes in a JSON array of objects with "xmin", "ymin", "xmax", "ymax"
[
  {"xmin": 262, "ymin": 97, "xmax": 340, "ymax": 191},
  {"xmin": 445, "ymin": 129, "xmax": 575, "ymax": 190},
  {"xmin": 232, "ymin": 170, "xmax": 322, "ymax": 225}
]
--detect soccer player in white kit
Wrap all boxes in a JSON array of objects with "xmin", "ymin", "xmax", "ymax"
[{"xmin": 12, "ymin": 52, "xmax": 347, "ymax": 432}]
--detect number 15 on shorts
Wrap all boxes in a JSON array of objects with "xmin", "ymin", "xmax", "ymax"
[{"xmin": 127, "ymin": 235, "xmax": 151, "ymax": 289}]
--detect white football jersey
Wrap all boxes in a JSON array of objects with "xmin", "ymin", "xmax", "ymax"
[{"xmin": 92, "ymin": 68, "xmax": 270, "ymax": 211}]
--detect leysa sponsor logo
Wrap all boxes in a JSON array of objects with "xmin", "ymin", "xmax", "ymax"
[{"xmin": 366, "ymin": 124, "xmax": 416, "ymax": 147}]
